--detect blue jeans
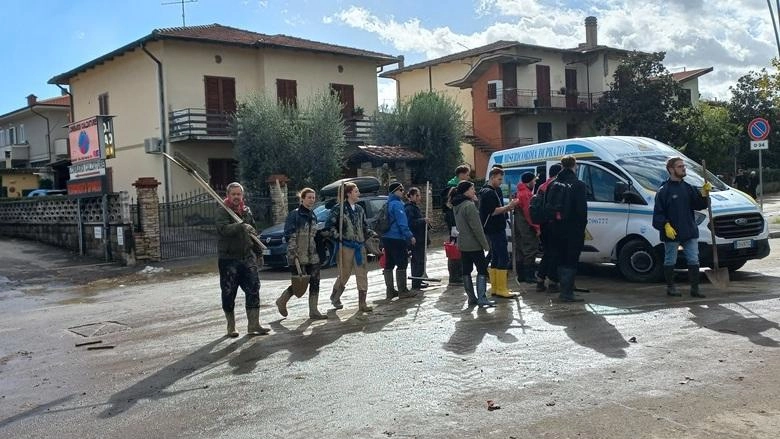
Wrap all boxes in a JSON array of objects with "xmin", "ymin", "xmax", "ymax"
[
  {"xmin": 663, "ymin": 238, "xmax": 699, "ymax": 266},
  {"xmin": 486, "ymin": 231, "xmax": 509, "ymax": 270}
]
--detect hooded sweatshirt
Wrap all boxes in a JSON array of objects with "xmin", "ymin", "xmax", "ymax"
[{"xmin": 452, "ymin": 193, "xmax": 490, "ymax": 252}]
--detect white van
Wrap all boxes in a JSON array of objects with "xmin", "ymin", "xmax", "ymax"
[{"xmin": 487, "ymin": 136, "xmax": 770, "ymax": 282}]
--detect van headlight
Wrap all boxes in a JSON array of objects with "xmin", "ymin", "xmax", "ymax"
[{"xmin": 694, "ymin": 212, "xmax": 707, "ymax": 225}]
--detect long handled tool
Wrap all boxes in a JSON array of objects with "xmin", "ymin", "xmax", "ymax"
[
  {"xmin": 409, "ymin": 181, "xmax": 441, "ymax": 284},
  {"xmin": 701, "ymin": 160, "xmax": 729, "ymax": 289},
  {"xmin": 159, "ymin": 151, "xmax": 266, "ymax": 251}
]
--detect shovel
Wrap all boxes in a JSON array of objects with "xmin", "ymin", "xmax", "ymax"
[
  {"xmin": 701, "ymin": 160, "xmax": 729, "ymax": 289},
  {"xmin": 290, "ymin": 258, "xmax": 311, "ymax": 298}
]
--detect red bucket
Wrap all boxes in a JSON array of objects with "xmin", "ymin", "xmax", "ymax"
[
  {"xmin": 379, "ymin": 252, "xmax": 387, "ymax": 269},
  {"xmin": 444, "ymin": 241, "xmax": 461, "ymax": 260}
]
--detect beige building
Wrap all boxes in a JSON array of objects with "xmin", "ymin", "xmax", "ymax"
[
  {"xmin": 381, "ymin": 17, "xmax": 711, "ymax": 177},
  {"xmin": 49, "ymin": 24, "xmax": 399, "ymax": 198}
]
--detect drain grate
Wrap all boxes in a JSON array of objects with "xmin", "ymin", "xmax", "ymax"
[{"xmin": 67, "ymin": 321, "xmax": 131, "ymax": 337}]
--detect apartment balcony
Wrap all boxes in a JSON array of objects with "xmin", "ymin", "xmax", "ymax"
[
  {"xmin": 169, "ymin": 108, "xmax": 234, "ymax": 143},
  {"xmin": 344, "ymin": 118, "xmax": 373, "ymax": 144},
  {"xmin": 489, "ymin": 89, "xmax": 605, "ymax": 112}
]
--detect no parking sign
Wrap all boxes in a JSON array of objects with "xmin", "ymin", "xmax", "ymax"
[{"xmin": 748, "ymin": 117, "xmax": 770, "ymax": 150}]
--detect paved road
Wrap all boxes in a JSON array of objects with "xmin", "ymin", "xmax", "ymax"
[{"xmin": 1, "ymin": 234, "xmax": 780, "ymax": 438}]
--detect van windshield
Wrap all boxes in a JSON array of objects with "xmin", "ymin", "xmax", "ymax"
[{"xmin": 615, "ymin": 155, "xmax": 727, "ymax": 192}]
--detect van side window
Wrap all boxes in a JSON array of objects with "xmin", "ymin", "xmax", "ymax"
[{"xmin": 581, "ymin": 164, "xmax": 620, "ymax": 203}]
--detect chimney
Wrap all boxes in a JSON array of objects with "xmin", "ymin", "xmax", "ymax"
[
  {"xmin": 26, "ymin": 94, "xmax": 37, "ymax": 106},
  {"xmin": 397, "ymin": 55, "xmax": 405, "ymax": 69},
  {"xmin": 585, "ymin": 16, "xmax": 598, "ymax": 48}
]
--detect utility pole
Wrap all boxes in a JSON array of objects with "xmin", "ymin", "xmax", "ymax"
[
  {"xmin": 769, "ymin": 0, "xmax": 780, "ymax": 58},
  {"xmin": 162, "ymin": 0, "xmax": 198, "ymax": 27}
]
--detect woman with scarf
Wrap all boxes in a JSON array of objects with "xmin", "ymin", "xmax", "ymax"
[
  {"xmin": 274, "ymin": 187, "xmax": 328, "ymax": 320},
  {"xmin": 451, "ymin": 181, "xmax": 495, "ymax": 307},
  {"xmin": 325, "ymin": 182, "xmax": 377, "ymax": 312},
  {"xmin": 216, "ymin": 182, "xmax": 269, "ymax": 337}
]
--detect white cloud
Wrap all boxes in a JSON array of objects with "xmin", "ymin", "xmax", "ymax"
[{"xmin": 327, "ymin": 1, "xmax": 780, "ymax": 100}]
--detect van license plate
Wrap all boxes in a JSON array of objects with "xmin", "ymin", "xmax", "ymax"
[
  {"xmin": 262, "ymin": 249, "xmax": 271, "ymax": 256},
  {"xmin": 733, "ymin": 240, "xmax": 754, "ymax": 249}
]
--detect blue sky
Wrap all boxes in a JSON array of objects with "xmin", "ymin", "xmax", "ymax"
[{"xmin": 1, "ymin": 0, "xmax": 778, "ymax": 115}]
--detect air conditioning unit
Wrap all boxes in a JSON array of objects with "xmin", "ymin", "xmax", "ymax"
[
  {"xmin": 487, "ymin": 80, "xmax": 504, "ymax": 109},
  {"xmin": 9, "ymin": 145, "xmax": 29, "ymax": 160},
  {"xmin": 54, "ymin": 138, "xmax": 68, "ymax": 156},
  {"xmin": 144, "ymin": 137, "xmax": 162, "ymax": 153}
]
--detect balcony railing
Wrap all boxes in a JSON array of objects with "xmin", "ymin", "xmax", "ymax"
[
  {"xmin": 344, "ymin": 118, "xmax": 373, "ymax": 143},
  {"xmin": 490, "ymin": 89, "xmax": 605, "ymax": 111},
  {"xmin": 169, "ymin": 108, "xmax": 234, "ymax": 141}
]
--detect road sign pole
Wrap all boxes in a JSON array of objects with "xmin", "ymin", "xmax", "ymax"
[{"xmin": 759, "ymin": 149, "xmax": 764, "ymax": 211}]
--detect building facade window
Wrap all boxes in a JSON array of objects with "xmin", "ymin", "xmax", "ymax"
[
  {"xmin": 276, "ymin": 79, "xmax": 297, "ymax": 108},
  {"xmin": 0, "ymin": 129, "xmax": 5, "ymax": 146},
  {"xmin": 8, "ymin": 127, "xmax": 16, "ymax": 145},
  {"xmin": 18, "ymin": 124, "xmax": 25, "ymax": 143},
  {"xmin": 98, "ymin": 93, "xmax": 110, "ymax": 115}
]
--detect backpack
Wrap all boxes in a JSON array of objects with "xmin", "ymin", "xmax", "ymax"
[
  {"xmin": 543, "ymin": 180, "xmax": 572, "ymax": 221},
  {"xmin": 529, "ymin": 191, "xmax": 552, "ymax": 225},
  {"xmin": 374, "ymin": 201, "xmax": 392, "ymax": 234}
]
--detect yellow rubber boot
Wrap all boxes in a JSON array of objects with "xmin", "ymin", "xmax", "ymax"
[
  {"xmin": 492, "ymin": 269, "xmax": 516, "ymax": 298},
  {"xmin": 487, "ymin": 268, "xmax": 496, "ymax": 295}
]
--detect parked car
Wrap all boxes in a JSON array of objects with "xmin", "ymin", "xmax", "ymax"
[
  {"xmin": 27, "ymin": 189, "xmax": 67, "ymax": 197},
  {"xmin": 259, "ymin": 177, "xmax": 387, "ymax": 269}
]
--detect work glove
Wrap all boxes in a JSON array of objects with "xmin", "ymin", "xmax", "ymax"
[
  {"xmin": 242, "ymin": 223, "xmax": 257, "ymax": 235},
  {"xmin": 664, "ymin": 222, "xmax": 677, "ymax": 240},
  {"xmin": 700, "ymin": 182, "xmax": 713, "ymax": 197}
]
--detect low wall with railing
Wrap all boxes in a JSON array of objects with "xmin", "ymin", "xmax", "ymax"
[{"xmin": 0, "ymin": 193, "xmax": 135, "ymax": 264}]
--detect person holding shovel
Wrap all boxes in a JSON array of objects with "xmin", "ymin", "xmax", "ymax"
[
  {"xmin": 275, "ymin": 187, "xmax": 327, "ymax": 320},
  {"xmin": 652, "ymin": 156, "xmax": 710, "ymax": 298},
  {"xmin": 404, "ymin": 187, "xmax": 429, "ymax": 291}
]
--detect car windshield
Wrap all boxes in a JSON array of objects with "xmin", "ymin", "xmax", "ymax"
[{"xmin": 615, "ymin": 155, "xmax": 728, "ymax": 192}]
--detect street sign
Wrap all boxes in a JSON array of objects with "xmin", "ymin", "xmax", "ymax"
[
  {"xmin": 751, "ymin": 140, "xmax": 769, "ymax": 150},
  {"xmin": 748, "ymin": 117, "xmax": 771, "ymax": 141}
]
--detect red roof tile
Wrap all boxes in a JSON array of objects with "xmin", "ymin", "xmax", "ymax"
[
  {"xmin": 37, "ymin": 95, "xmax": 71, "ymax": 106},
  {"xmin": 352, "ymin": 145, "xmax": 425, "ymax": 161},
  {"xmin": 671, "ymin": 67, "xmax": 713, "ymax": 83}
]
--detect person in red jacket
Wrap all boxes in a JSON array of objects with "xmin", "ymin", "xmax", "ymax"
[{"xmin": 513, "ymin": 172, "xmax": 541, "ymax": 283}]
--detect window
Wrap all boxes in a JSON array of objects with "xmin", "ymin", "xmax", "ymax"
[
  {"xmin": 276, "ymin": 79, "xmax": 297, "ymax": 108},
  {"xmin": 98, "ymin": 93, "xmax": 109, "ymax": 115},
  {"xmin": 0, "ymin": 129, "xmax": 5, "ymax": 146},
  {"xmin": 580, "ymin": 164, "xmax": 620, "ymax": 202},
  {"xmin": 8, "ymin": 127, "xmax": 16, "ymax": 145},
  {"xmin": 18, "ymin": 124, "xmax": 25, "ymax": 143},
  {"xmin": 487, "ymin": 82, "xmax": 497, "ymax": 100}
]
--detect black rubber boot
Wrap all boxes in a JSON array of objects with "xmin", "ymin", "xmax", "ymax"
[
  {"xmin": 224, "ymin": 311, "xmax": 239, "ymax": 338},
  {"xmin": 308, "ymin": 292, "xmax": 327, "ymax": 320},
  {"xmin": 558, "ymin": 266, "xmax": 583, "ymax": 302},
  {"xmin": 448, "ymin": 259, "xmax": 463, "ymax": 285},
  {"xmin": 463, "ymin": 275, "xmax": 478, "ymax": 306},
  {"xmin": 275, "ymin": 287, "xmax": 294, "ymax": 317},
  {"xmin": 383, "ymin": 269, "xmax": 397, "ymax": 300},
  {"xmin": 689, "ymin": 265, "xmax": 705, "ymax": 298},
  {"xmin": 524, "ymin": 265, "xmax": 537, "ymax": 283},
  {"xmin": 330, "ymin": 283, "xmax": 345, "ymax": 309},
  {"xmin": 397, "ymin": 269, "xmax": 417, "ymax": 298},
  {"xmin": 664, "ymin": 265, "xmax": 680, "ymax": 296}
]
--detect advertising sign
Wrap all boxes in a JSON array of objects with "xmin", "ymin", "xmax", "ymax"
[
  {"xmin": 69, "ymin": 159, "xmax": 107, "ymax": 180},
  {"xmin": 69, "ymin": 117, "xmax": 101, "ymax": 163},
  {"xmin": 67, "ymin": 175, "xmax": 111, "ymax": 197}
]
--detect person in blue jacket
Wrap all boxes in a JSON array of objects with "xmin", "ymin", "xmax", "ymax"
[
  {"xmin": 652, "ymin": 156, "xmax": 711, "ymax": 298},
  {"xmin": 381, "ymin": 181, "xmax": 418, "ymax": 300}
]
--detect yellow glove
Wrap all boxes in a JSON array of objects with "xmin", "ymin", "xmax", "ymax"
[
  {"xmin": 700, "ymin": 182, "xmax": 712, "ymax": 197},
  {"xmin": 664, "ymin": 223, "xmax": 677, "ymax": 240}
]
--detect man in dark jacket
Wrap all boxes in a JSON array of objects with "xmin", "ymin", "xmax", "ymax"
[
  {"xmin": 216, "ymin": 182, "xmax": 269, "ymax": 337},
  {"xmin": 442, "ymin": 165, "xmax": 471, "ymax": 285},
  {"xmin": 479, "ymin": 167, "xmax": 518, "ymax": 298},
  {"xmin": 546, "ymin": 156, "xmax": 588, "ymax": 303},
  {"xmin": 274, "ymin": 187, "xmax": 327, "ymax": 320},
  {"xmin": 382, "ymin": 181, "xmax": 417, "ymax": 299},
  {"xmin": 404, "ymin": 187, "xmax": 429, "ymax": 291},
  {"xmin": 652, "ymin": 156, "xmax": 710, "ymax": 298}
]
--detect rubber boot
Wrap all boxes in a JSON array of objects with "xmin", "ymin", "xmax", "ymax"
[
  {"xmin": 246, "ymin": 308, "xmax": 270, "ymax": 335},
  {"xmin": 558, "ymin": 266, "xmax": 583, "ymax": 302},
  {"xmin": 487, "ymin": 267, "xmax": 495, "ymax": 286},
  {"xmin": 275, "ymin": 287, "xmax": 294, "ymax": 317},
  {"xmin": 476, "ymin": 274, "xmax": 496, "ymax": 307},
  {"xmin": 224, "ymin": 311, "xmax": 239, "ymax": 338},
  {"xmin": 515, "ymin": 263, "xmax": 524, "ymax": 284},
  {"xmin": 546, "ymin": 281, "xmax": 560, "ymax": 294},
  {"xmin": 463, "ymin": 275, "xmax": 478, "ymax": 306},
  {"xmin": 664, "ymin": 265, "xmax": 680, "ymax": 296},
  {"xmin": 383, "ymin": 269, "xmax": 397, "ymax": 300},
  {"xmin": 397, "ymin": 269, "xmax": 417, "ymax": 298},
  {"xmin": 358, "ymin": 290, "xmax": 373, "ymax": 312},
  {"xmin": 688, "ymin": 265, "xmax": 705, "ymax": 298},
  {"xmin": 492, "ymin": 269, "xmax": 516, "ymax": 298},
  {"xmin": 330, "ymin": 283, "xmax": 345, "ymax": 309},
  {"xmin": 448, "ymin": 259, "xmax": 463, "ymax": 285},
  {"xmin": 308, "ymin": 292, "xmax": 328, "ymax": 320},
  {"xmin": 535, "ymin": 273, "xmax": 547, "ymax": 292}
]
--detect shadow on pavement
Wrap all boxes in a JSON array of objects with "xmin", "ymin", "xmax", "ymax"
[
  {"xmin": 689, "ymin": 303, "xmax": 780, "ymax": 347},
  {"xmin": 228, "ymin": 293, "xmax": 423, "ymax": 374},
  {"xmin": 0, "ymin": 394, "xmax": 75, "ymax": 429},
  {"xmin": 99, "ymin": 337, "xmax": 247, "ymax": 418}
]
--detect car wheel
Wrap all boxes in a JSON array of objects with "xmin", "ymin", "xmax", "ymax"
[{"xmin": 618, "ymin": 239, "xmax": 663, "ymax": 282}]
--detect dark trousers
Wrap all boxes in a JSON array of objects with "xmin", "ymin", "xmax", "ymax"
[
  {"xmin": 486, "ymin": 231, "xmax": 509, "ymax": 270},
  {"xmin": 218, "ymin": 257, "xmax": 260, "ymax": 312},
  {"xmin": 382, "ymin": 237, "xmax": 409, "ymax": 270},
  {"xmin": 288, "ymin": 262, "xmax": 321, "ymax": 294},
  {"xmin": 537, "ymin": 224, "xmax": 559, "ymax": 282},
  {"xmin": 550, "ymin": 222, "xmax": 585, "ymax": 268},
  {"xmin": 410, "ymin": 243, "xmax": 425, "ymax": 288},
  {"xmin": 461, "ymin": 250, "xmax": 489, "ymax": 276}
]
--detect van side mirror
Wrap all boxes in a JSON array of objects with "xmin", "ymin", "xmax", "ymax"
[
  {"xmin": 615, "ymin": 181, "xmax": 645, "ymax": 204},
  {"xmin": 614, "ymin": 181, "xmax": 628, "ymax": 202}
]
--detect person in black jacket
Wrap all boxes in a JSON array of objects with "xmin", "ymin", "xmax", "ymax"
[
  {"xmin": 478, "ymin": 167, "xmax": 518, "ymax": 298},
  {"xmin": 404, "ymin": 187, "xmax": 429, "ymax": 290},
  {"xmin": 652, "ymin": 156, "xmax": 710, "ymax": 298},
  {"xmin": 546, "ymin": 156, "xmax": 588, "ymax": 303}
]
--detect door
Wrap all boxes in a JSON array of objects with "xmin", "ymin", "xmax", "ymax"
[
  {"xmin": 565, "ymin": 69, "xmax": 578, "ymax": 109},
  {"xmin": 536, "ymin": 65, "xmax": 551, "ymax": 107},
  {"xmin": 204, "ymin": 76, "xmax": 236, "ymax": 135},
  {"xmin": 330, "ymin": 83, "xmax": 355, "ymax": 120},
  {"xmin": 575, "ymin": 161, "xmax": 629, "ymax": 259},
  {"xmin": 502, "ymin": 63, "xmax": 517, "ymax": 107},
  {"xmin": 537, "ymin": 122, "xmax": 552, "ymax": 143},
  {"xmin": 208, "ymin": 158, "xmax": 237, "ymax": 193}
]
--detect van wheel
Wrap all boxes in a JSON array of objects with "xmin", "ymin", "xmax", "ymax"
[{"xmin": 618, "ymin": 239, "xmax": 663, "ymax": 282}]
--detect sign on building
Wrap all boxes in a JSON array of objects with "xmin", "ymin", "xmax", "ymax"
[{"xmin": 67, "ymin": 115, "xmax": 116, "ymax": 196}]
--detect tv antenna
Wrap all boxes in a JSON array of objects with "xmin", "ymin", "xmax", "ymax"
[{"xmin": 162, "ymin": 0, "xmax": 198, "ymax": 27}]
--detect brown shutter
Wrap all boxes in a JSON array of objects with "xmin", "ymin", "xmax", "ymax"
[
  {"xmin": 205, "ymin": 76, "xmax": 221, "ymax": 113},
  {"xmin": 276, "ymin": 79, "xmax": 297, "ymax": 107},
  {"xmin": 222, "ymin": 78, "xmax": 236, "ymax": 113}
]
